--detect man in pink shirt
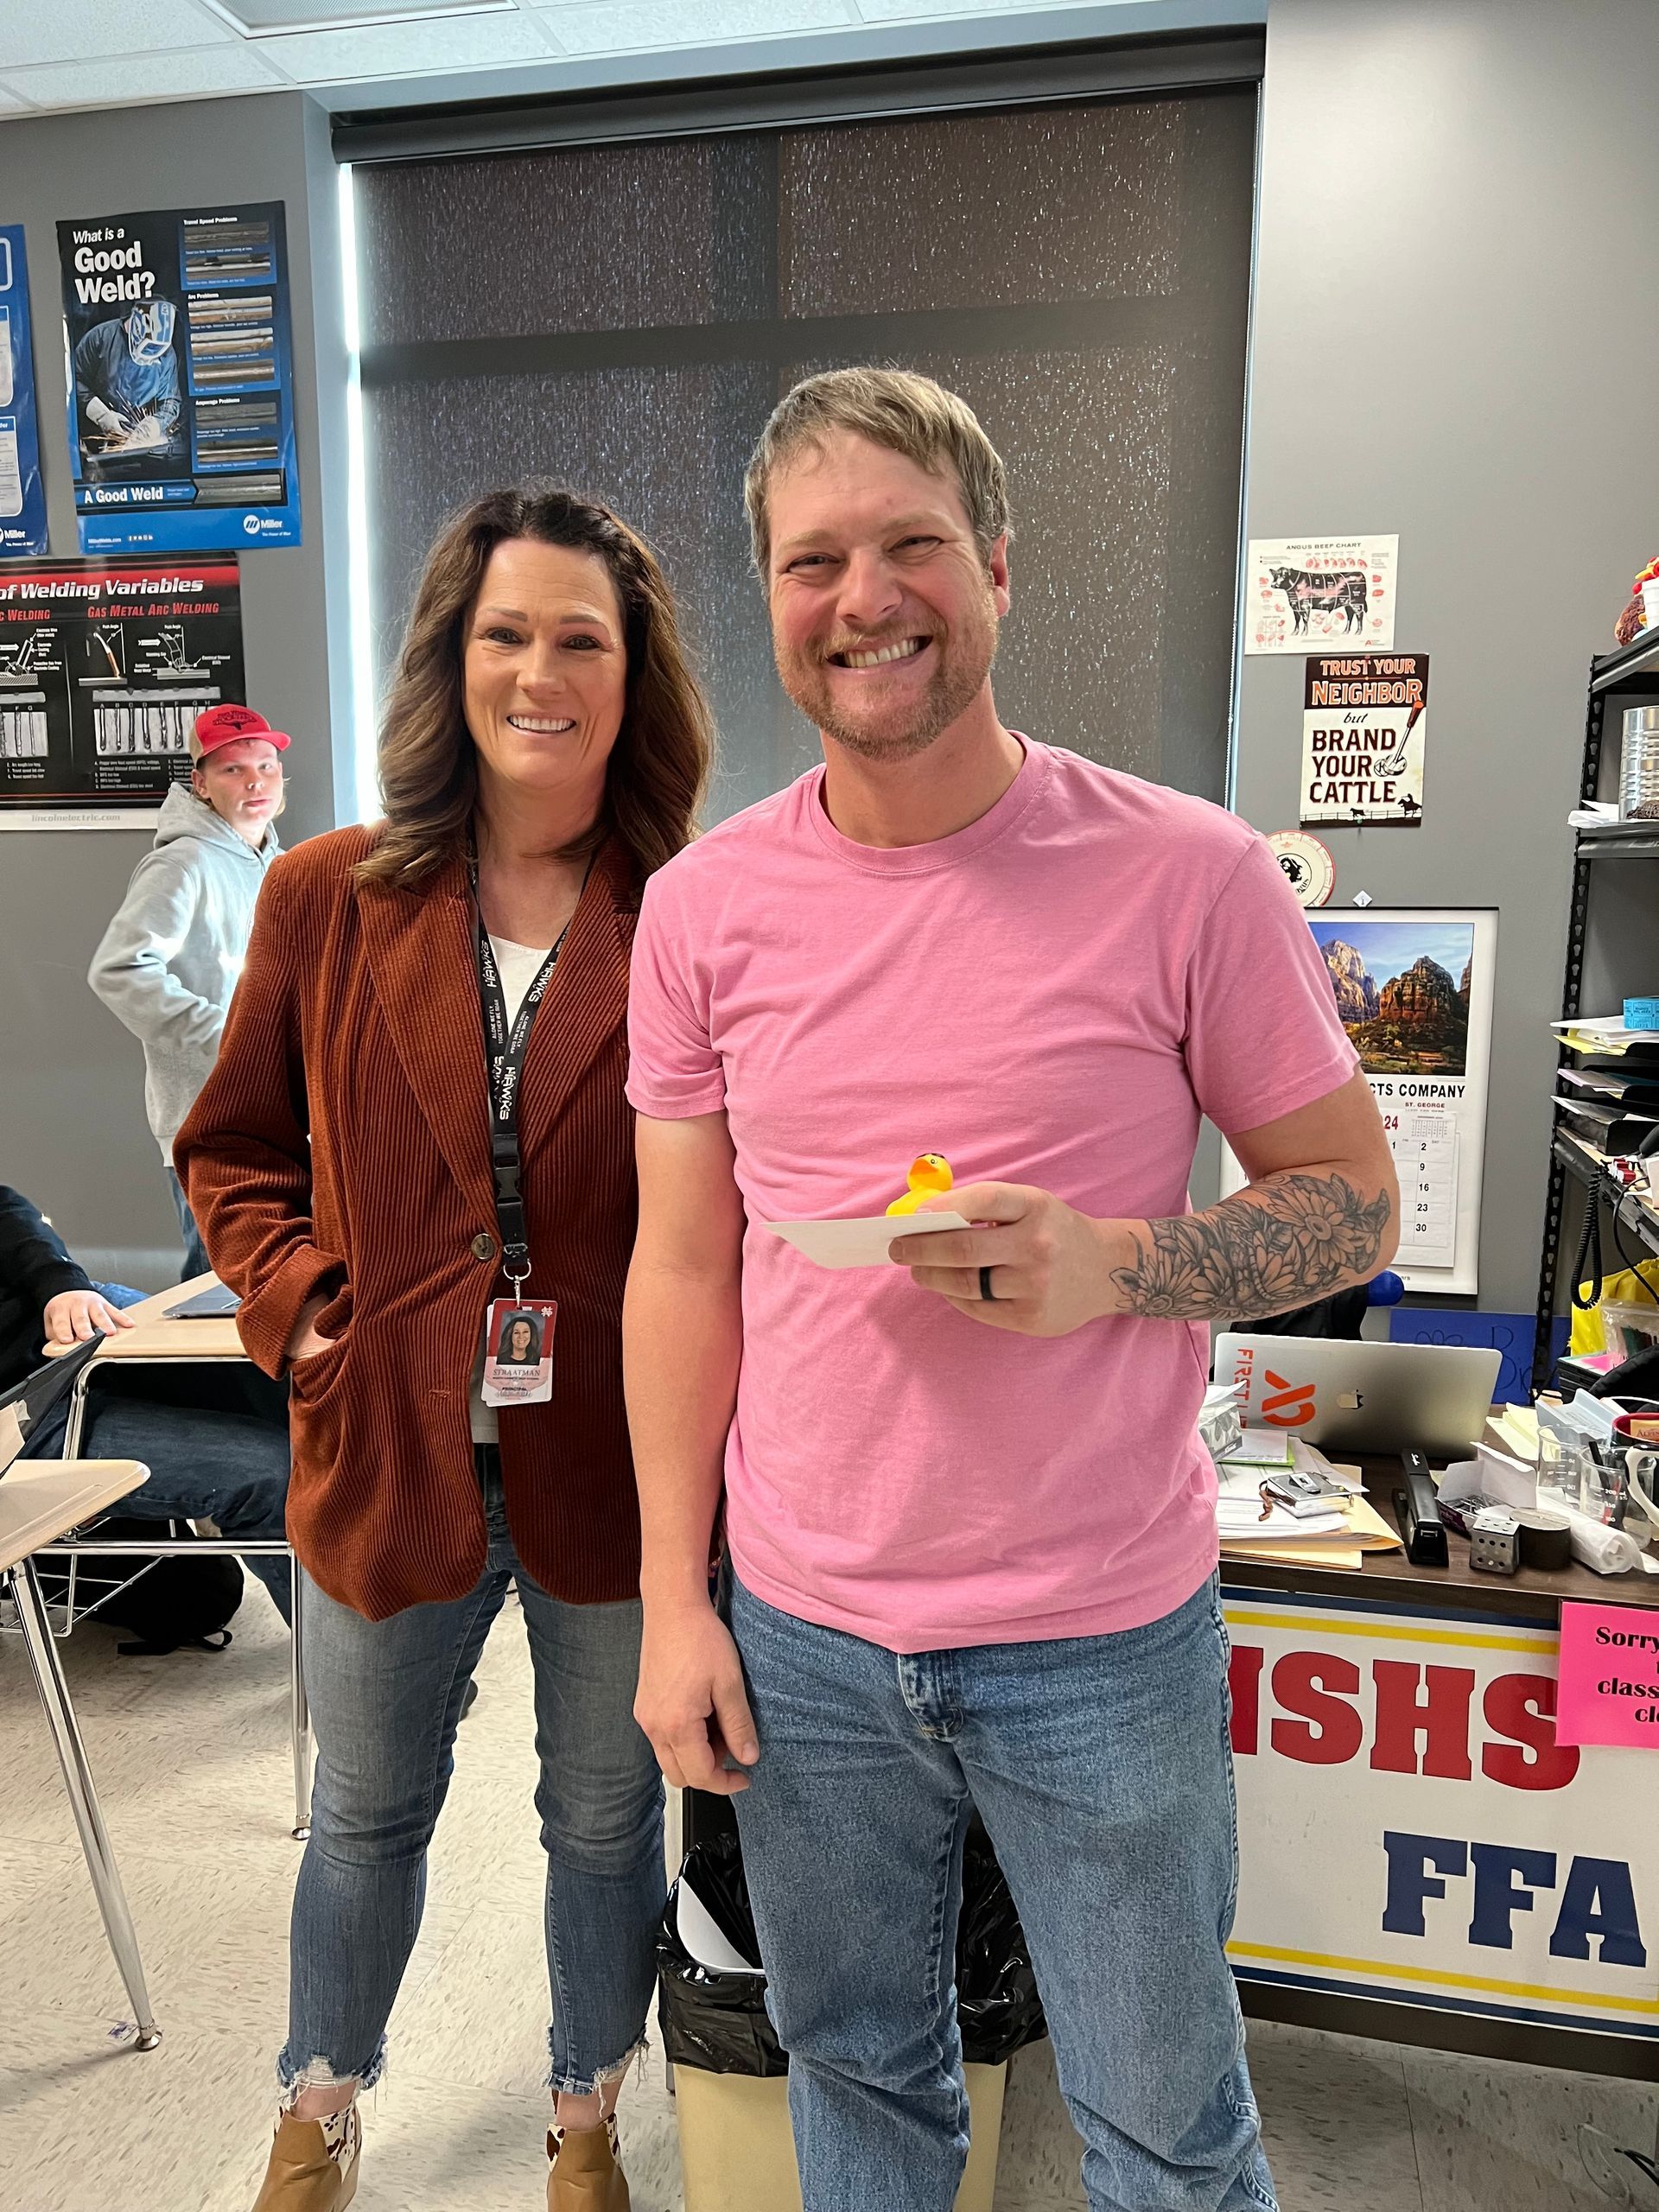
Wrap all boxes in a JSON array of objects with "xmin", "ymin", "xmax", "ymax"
[{"xmin": 625, "ymin": 369, "xmax": 1396, "ymax": 2212}]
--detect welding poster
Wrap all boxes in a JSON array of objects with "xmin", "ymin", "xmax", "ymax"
[
  {"xmin": 57, "ymin": 201, "xmax": 301, "ymax": 556},
  {"xmin": 0, "ymin": 226, "xmax": 48, "ymax": 556},
  {"xmin": 0, "ymin": 556, "xmax": 245, "ymax": 829},
  {"xmin": 1300, "ymin": 652, "xmax": 1429, "ymax": 827}
]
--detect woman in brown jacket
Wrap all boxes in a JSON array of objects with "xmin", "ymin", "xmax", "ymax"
[{"xmin": 176, "ymin": 486, "xmax": 711, "ymax": 2212}]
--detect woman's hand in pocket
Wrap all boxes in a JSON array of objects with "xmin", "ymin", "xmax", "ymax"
[{"xmin": 285, "ymin": 1293, "xmax": 337, "ymax": 1366}]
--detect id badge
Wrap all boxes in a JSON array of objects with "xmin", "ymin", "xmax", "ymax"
[{"xmin": 481, "ymin": 1298, "xmax": 557, "ymax": 1408}]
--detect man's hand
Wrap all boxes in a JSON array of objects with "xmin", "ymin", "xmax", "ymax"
[
  {"xmin": 43, "ymin": 1290, "xmax": 136, "ymax": 1345},
  {"xmin": 889, "ymin": 1182, "xmax": 1125, "ymax": 1337},
  {"xmin": 284, "ymin": 1293, "xmax": 335, "ymax": 1365},
  {"xmin": 635, "ymin": 1594, "xmax": 759, "ymax": 1795}
]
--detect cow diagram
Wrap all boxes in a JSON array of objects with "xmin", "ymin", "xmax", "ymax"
[{"xmin": 1267, "ymin": 563, "xmax": 1370, "ymax": 635}]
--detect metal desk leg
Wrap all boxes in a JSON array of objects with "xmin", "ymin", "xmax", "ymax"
[
  {"xmin": 9, "ymin": 1557, "xmax": 162, "ymax": 2050},
  {"xmin": 289, "ymin": 1554, "xmax": 311, "ymax": 1840},
  {"xmin": 62, "ymin": 1365, "xmax": 92, "ymax": 1461}
]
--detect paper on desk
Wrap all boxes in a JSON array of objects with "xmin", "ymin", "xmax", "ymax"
[
  {"xmin": 1217, "ymin": 1428, "xmax": 1295, "ymax": 1469},
  {"xmin": 1222, "ymin": 1538, "xmax": 1366, "ymax": 1570},
  {"xmin": 765, "ymin": 1212, "xmax": 970, "ymax": 1270}
]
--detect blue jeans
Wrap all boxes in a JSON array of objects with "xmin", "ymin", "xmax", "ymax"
[
  {"xmin": 279, "ymin": 1451, "xmax": 664, "ymax": 2098},
  {"xmin": 25, "ymin": 1390, "xmax": 293, "ymax": 1624},
  {"xmin": 728, "ymin": 1573, "xmax": 1276, "ymax": 2212},
  {"xmin": 166, "ymin": 1166, "xmax": 211, "ymax": 1281}
]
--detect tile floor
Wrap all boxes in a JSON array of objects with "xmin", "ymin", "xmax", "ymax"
[{"xmin": 2, "ymin": 1580, "xmax": 1652, "ymax": 2212}]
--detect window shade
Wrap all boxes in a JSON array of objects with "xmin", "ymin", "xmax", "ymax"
[{"xmin": 354, "ymin": 82, "xmax": 1255, "ymax": 817}]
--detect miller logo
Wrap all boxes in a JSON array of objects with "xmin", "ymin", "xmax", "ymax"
[{"xmin": 1260, "ymin": 1369, "xmax": 1318, "ymax": 1427}]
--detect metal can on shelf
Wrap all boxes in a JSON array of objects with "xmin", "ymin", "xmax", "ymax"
[{"xmin": 1620, "ymin": 705, "xmax": 1659, "ymax": 818}]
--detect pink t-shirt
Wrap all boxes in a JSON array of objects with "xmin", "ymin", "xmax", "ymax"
[{"xmin": 626, "ymin": 742, "xmax": 1357, "ymax": 1654}]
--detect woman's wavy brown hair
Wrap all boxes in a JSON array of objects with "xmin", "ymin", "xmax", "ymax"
[{"xmin": 356, "ymin": 485, "xmax": 712, "ymax": 896}]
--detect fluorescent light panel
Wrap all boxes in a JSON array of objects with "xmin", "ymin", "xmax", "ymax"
[{"xmin": 207, "ymin": 0, "xmax": 512, "ymax": 34}]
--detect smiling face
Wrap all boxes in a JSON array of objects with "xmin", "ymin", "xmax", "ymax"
[
  {"xmin": 461, "ymin": 537, "xmax": 628, "ymax": 824},
  {"xmin": 193, "ymin": 736, "xmax": 284, "ymax": 844},
  {"xmin": 766, "ymin": 431, "xmax": 1009, "ymax": 765},
  {"xmin": 505, "ymin": 1318, "xmax": 535, "ymax": 1361}
]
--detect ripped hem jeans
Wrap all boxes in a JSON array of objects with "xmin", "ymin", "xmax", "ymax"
[{"xmin": 276, "ymin": 1450, "xmax": 664, "ymax": 2103}]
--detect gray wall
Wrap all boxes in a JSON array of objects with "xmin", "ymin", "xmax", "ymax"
[
  {"xmin": 1236, "ymin": 0, "xmax": 1659, "ymax": 1315},
  {"xmin": 0, "ymin": 92, "xmax": 352, "ymax": 1285},
  {"xmin": 3, "ymin": 2, "xmax": 1657, "ymax": 1310}
]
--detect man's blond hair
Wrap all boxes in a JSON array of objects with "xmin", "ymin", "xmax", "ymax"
[{"xmin": 744, "ymin": 367, "xmax": 1010, "ymax": 578}]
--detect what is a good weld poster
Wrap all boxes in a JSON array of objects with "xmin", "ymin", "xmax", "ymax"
[
  {"xmin": 0, "ymin": 556, "xmax": 245, "ymax": 829},
  {"xmin": 57, "ymin": 202, "xmax": 301, "ymax": 556},
  {"xmin": 0, "ymin": 225, "xmax": 48, "ymax": 556}
]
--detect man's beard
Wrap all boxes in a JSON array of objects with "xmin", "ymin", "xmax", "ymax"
[{"xmin": 776, "ymin": 599, "xmax": 999, "ymax": 764}]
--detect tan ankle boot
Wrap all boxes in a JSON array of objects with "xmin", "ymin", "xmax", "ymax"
[
  {"xmin": 546, "ymin": 2118, "xmax": 630, "ymax": 2211},
  {"xmin": 252, "ymin": 2107, "xmax": 360, "ymax": 2211}
]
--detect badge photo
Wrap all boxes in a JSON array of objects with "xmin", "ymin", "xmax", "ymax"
[{"xmin": 480, "ymin": 1298, "xmax": 557, "ymax": 1408}]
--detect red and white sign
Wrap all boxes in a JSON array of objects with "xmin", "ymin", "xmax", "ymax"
[{"xmin": 1224, "ymin": 1592, "xmax": 1658, "ymax": 2043}]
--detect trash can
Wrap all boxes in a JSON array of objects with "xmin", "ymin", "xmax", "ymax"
[{"xmin": 659, "ymin": 1814, "xmax": 1045, "ymax": 2212}]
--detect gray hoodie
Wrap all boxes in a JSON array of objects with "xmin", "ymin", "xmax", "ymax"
[{"xmin": 88, "ymin": 782, "xmax": 282, "ymax": 1160}]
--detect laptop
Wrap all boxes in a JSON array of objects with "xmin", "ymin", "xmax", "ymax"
[
  {"xmin": 168, "ymin": 1281, "xmax": 240, "ymax": 1319},
  {"xmin": 1212, "ymin": 1333, "xmax": 1502, "ymax": 1459},
  {"xmin": 0, "ymin": 1334, "xmax": 106, "ymax": 1476}
]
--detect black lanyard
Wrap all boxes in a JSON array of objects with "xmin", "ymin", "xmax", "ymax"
[{"xmin": 471, "ymin": 859, "xmax": 590, "ymax": 1289}]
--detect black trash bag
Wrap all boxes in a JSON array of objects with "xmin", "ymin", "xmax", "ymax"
[
  {"xmin": 956, "ymin": 1821, "xmax": 1046, "ymax": 2064},
  {"xmin": 656, "ymin": 1819, "xmax": 1046, "ymax": 2077},
  {"xmin": 656, "ymin": 1829, "xmax": 786, "ymax": 2077}
]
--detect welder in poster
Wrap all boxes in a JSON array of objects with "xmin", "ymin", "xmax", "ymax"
[
  {"xmin": 73, "ymin": 301, "xmax": 184, "ymax": 470},
  {"xmin": 57, "ymin": 202, "xmax": 302, "ymax": 556}
]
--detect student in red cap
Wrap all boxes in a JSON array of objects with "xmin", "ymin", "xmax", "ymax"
[{"xmin": 90, "ymin": 704, "xmax": 289, "ymax": 1278}]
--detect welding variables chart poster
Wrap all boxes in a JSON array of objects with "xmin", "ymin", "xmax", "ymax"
[
  {"xmin": 57, "ymin": 202, "xmax": 301, "ymax": 556},
  {"xmin": 0, "ymin": 226, "xmax": 48, "ymax": 555},
  {"xmin": 0, "ymin": 557, "xmax": 246, "ymax": 830}
]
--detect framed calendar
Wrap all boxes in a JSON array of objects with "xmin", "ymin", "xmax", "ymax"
[{"xmin": 1223, "ymin": 907, "xmax": 1496, "ymax": 1295}]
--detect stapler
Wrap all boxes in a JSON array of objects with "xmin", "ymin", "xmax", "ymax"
[{"xmin": 1394, "ymin": 1450, "xmax": 1448, "ymax": 1566}]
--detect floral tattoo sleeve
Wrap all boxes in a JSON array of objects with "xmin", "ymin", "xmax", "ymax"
[{"xmin": 1109, "ymin": 1172, "xmax": 1394, "ymax": 1320}]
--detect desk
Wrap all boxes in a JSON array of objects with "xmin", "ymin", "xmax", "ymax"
[
  {"xmin": 45, "ymin": 1273, "xmax": 311, "ymax": 1837},
  {"xmin": 2, "ymin": 1457, "xmax": 161, "ymax": 2049},
  {"xmin": 1222, "ymin": 1447, "xmax": 1658, "ymax": 2079}
]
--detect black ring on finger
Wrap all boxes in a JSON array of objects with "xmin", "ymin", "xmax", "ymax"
[{"xmin": 979, "ymin": 1265, "xmax": 998, "ymax": 1302}]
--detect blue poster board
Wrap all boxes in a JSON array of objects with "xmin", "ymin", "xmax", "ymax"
[
  {"xmin": 0, "ymin": 226, "xmax": 48, "ymax": 556},
  {"xmin": 58, "ymin": 201, "xmax": 302, "ymax": 555}
]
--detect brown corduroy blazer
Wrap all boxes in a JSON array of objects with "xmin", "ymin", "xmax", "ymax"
[{"xmin": 174, "ymin": 825, "xmax": 642, "ymax": 1622}]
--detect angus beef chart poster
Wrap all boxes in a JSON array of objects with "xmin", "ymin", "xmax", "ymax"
[
  {"xmin": 0, "ymin": 557, "xmax": 246, "ymax": 829},
  {"xmin": 1245, "ymin": 535, "xmax": 1397, "ymax": 654},
  {"xmin": 57, "ymin": 202, "xmax": 301, "ymax": 555}
]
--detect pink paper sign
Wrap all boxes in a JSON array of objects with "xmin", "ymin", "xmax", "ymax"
[{"xmin": 1555, "ymin": 1601, "xmax": 1659, "ymax": 1749}]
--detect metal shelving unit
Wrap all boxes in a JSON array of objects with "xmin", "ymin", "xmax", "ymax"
[{"xmin": 1531, "ymin": 628, "xmax": 1659, "ymax": 1389}]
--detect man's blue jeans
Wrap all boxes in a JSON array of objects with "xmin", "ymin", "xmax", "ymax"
[
  {"xmin": 728, "ymin": 1573, "xmax": 1276, "ymax": 2212},
  {"xmin": 278, "ymin": 1452, "xmax": 664, "ymax": 2099}
]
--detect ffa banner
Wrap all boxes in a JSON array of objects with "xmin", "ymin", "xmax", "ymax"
[{"xmin": 1224, "ymin": 1592, "xmax": 1657, "ymax": 2043}]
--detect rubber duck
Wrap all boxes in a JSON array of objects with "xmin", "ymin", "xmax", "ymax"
[{"xmin": 886, "ymin": 1154, "xmax": 954, "ymax": 1216}]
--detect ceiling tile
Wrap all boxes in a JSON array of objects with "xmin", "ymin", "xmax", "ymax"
[
  {"xmin": 0, "ymin": 85, "xmax": 37, "ymax": 112},
  {"xmin": 856, "ymin": 0, "xmax": 1102, "ymax": 13},
  {"xmin": 4, "ymin": 42, "xmax": 286, "ymax": 110},
  {"xmin": 539, "ymin": 0, "xmax": 854, "ymax": 57},
  {"xmin": 2, "ymin": 0, "xmax": 232, "ymax": 69},
  {"xmin": 254, "ymin": 10, "xmax": 556, "ymax": 80}
]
